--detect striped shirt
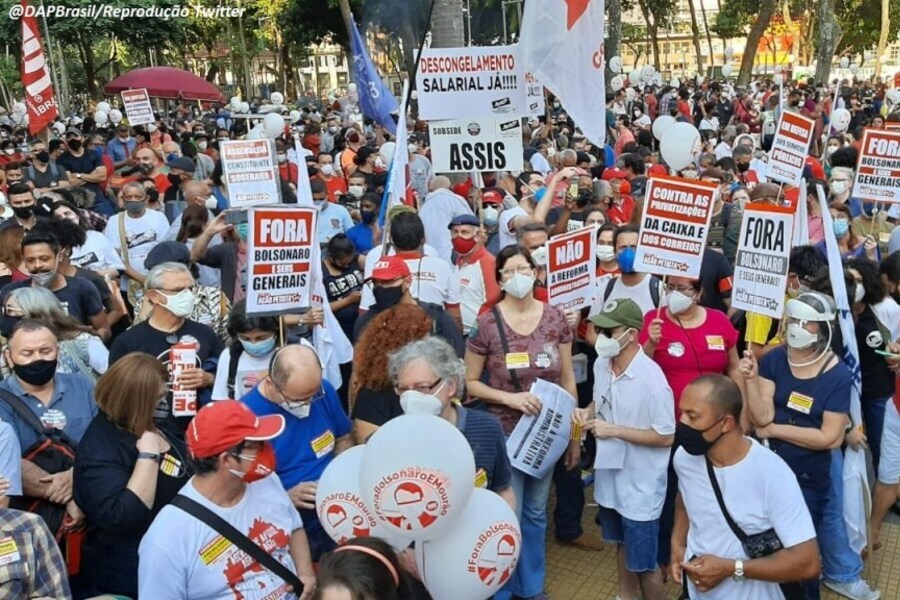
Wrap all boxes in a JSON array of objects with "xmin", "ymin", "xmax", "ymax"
[{"xmin": 0, "ymin": 508, "xmax": 72, "ymax": 600}]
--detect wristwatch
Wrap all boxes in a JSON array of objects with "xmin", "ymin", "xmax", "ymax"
[
  {"xmin": 733, "ymin": 558, "xmax": 746, "ymax": 582},
  {"xmin": 137, "ymin": 451, "xmax": 162, "ymax": 463}
]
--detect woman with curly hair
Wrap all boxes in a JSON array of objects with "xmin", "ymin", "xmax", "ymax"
[{"xmin": 350, "ymin": 303, "xmax": 432, "ymax": 444}]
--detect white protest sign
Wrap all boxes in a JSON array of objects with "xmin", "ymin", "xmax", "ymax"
[
  {"xmin": 633, "ymin": 176, "xmax": 717, "ymax": 278},
  {"xmin": 547, "ymin": 226, "xmax": 596, "ymax": 312},
  {"xmin": 766, "ymin": 111, "xmax": 815, "ymax": 187},
  {"xmin": 220, "ymin": 139, "xmax": 281, "ymax": 208},
  {"xmin": 852, "ymin": 128, "xmax": 900, "ymax": 203},
  {"xmin": 416, "ymin": 46, "xmax": 527, "ymax": 120},
  {"xmin": 246, "ymin": 206, "xmax": 317, "ymax": 315},
  {"xmin": 524, "ymin": 71, "xmax": 545, "ymax": 117},
  {"xmin": 731, "ymin": 206, "xmax": 794, "ymax": 319},
  {"xmin": 120, "ymin": 88, "xmax": 155, "ymax": 126},
  {"xmin": 429, "ymin": 117, "xmax": 524, "ymax": 173},
  {"xmin": 506, "ymin": 379, "xmax": 574, "ymax": 479}
]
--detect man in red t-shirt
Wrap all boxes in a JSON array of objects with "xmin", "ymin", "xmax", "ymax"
[{"xmin": 451, "ymin": 214, "xmax": 501, "ymax": 335}]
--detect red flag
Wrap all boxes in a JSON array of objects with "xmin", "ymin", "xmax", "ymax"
[{"xmin": 20, "ymin": 0, "xmax": 58, "ymax": 135}]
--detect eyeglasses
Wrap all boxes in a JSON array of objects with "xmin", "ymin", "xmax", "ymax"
[
  {"xmin": 500, "ymin": 265, "xmax": 534, "ymax": 277},
  {"xmin": 272, "ymin": 378, "xmax": 325, "ymax": 405},
  {"xmin": 395, "ymin": 378, "xmax": 442, "ymax": 395},
  {"xmin": 664, "ymin": 284, "xmax": 696, "ymax": 293}
]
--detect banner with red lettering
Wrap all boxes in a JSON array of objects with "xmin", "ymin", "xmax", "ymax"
[
  {"xmin": 220, "ymin": 139, "xmax": 281, "ymax": 208},
  {"xmin": 19, "ymin": 0, "xmax": 58, "ymax": 135},
  {"xmin": 246, "ymin": 207, "xmax": 317, "ymax": 316},
  {"xmin": 547, "ymin": 226, "xmax": 596, "ymax": 311},
  {"xmin": 732, "ymin": 205, "xmax": 794, "ymax": 319},
  {"xmin": 852, "ymin": 128, "xmax": 900, "ymax": 203},
  {"xmin": 766, "ymin": 111, "xmax": 815, "ymax": 187},
  {"xmin": 633, "ymin": 175, "xmax": 717, "ymax": 278},
  {"xmin": 415, "ymin": 46, "xmax": 528, "ymax": 120},
  {"xmin": 120, "ymin": 88, "xmax": 155, "ymax": 126}
]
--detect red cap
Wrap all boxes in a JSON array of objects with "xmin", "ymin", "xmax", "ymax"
[
  {"xmin": 602, "ymin": 168, "xmax": 628, "ymax": 181},
  {"xmin": 648, "ymin": 164, "xmax": 668, "ymax": 176},
  {"xmin": 369, "ymin": 256, "xmax": 411, "ymax": 282},
  {"xmin": 187, "ymin": 401, "xmax": 285, "ymax": 458},
  {"xmin": 481, "ymin": 189, "xmax": 504, "ymax": 205},
  {"xmin": 805, "ymin": 156, "xmax": 825, "ymax": 181}
]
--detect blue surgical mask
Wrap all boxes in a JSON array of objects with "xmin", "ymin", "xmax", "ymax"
[
  {"xmin": 531, "ymin": 186, "xmax": 547, "ymax": 203},
  {"xmin": 166, "ymin": 152, "xmax": 179, "ymax": 162},
  {"xmin": 617, "ymin": 247, "xmax": 637, "ymax": 274},
  {"xmin": 360, "ymin": 209, "xmax": 377, "ymax": 224},
  {"xmin": 240, "ymin": 336, "xmax": 276, "ymax": 357},
  {"xmin": 833, "ymin": 219, "xmax": 850, "ymax": 238}
]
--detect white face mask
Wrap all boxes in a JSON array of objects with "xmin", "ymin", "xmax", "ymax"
[
  {"xmin": 399, "ymin": 381, "xmax": 446, "ymax": 416},
  {"xmin": 198, "ymin": 141, "xmax": 208, "ymax": 150},
  {"xmin": 667, "ymin": 290, "xmax": 695, "ymax": 315},
  {"xmin": 314, "ymin": 199, "xmax": 328, "ymax": 211},
  {"xmin": 283, "ymin": 402, "xmax": 311, "ymax": 419},
  {"xmin": 348, "ymin": 185, "xmax": 364, "ymax": 198},
  {"xmin": 276, "ymin": 153, "xmax": 287, "ymax": 163},
  {"xmin": 147, "ymin": 124, "xmax": 157, "ymax": 133},
  {"xmin": 596, "ymin": 245, "xmax": 616, "ymax": 262},
  {"xmin": 482, "ymin": 206, "xmax": 500, "ymax": 227},
  {"xmin": 530, "ymin": 245, "xmax": 549, "ymax": 267},
  {"xmin": 202, "ymin": 196, "xmax": 217, "ymax": 210},
  {"xmin": 831, "ymin": 180, "xmax": 849, "ymax": 195},
  {"xmin": 787, "ymin": 322, "xmax": 818, "ymax": 349},
  {"xmin": 854, "ymin": 283, "xmax": 865, "ymax": 304},
  {"xmin": 321, "ymin": 164, "xmax": 335, "ymax": 176},
  {"xmin": 594, "ymin": 328, "xmax": 632, "ymax": 359},
  {"xmin": 826, "ymin": 146, "xmax": 839, "ymax": 156},
  {"xmin": 503, "ymin": 273, "xmax": 535, "ymax": 299},
  {"xmin": 158, "ymin": 288, "xmax": 195, "ymax": 318},
  {"xmin": 374, "ymin": 157, "xmax": 386, "ymax": 169}
]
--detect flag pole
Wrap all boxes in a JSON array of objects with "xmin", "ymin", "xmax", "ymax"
[
  {"xmin": 407, "ymin": 0, "xmax": 437, "ymax": 114},
  {"xmin": 37, "ymin": 0, "xmax": 65, "ymax": 115}
]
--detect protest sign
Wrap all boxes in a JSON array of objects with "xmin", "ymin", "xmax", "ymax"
[
  {"xmin": 546, "ymin": 226, "xmax": 596, "ymax": 311},
  {"xmin": 852, "ymin": 128, "xmax": 900, "ymax": 203},
  {"xmin": 220, "ymin": 139, "xmax": 281, "ymax": 207},
  {"xmin": 416, "ymin": 46, "xmax": 527, "ymax": 120},
  {"xmin": 429, "ymin": 117, "xmax": 524, "ymax": 172},
  {"xmin": 633, "ymin": 175, "xmax": 717, "ymax": 278},
  {"xmin": 506, "ymin": 379, "xmax": 574, "ymax": 479},
  {"xmin": 885, "ymin": 122, "xmax": 900, "ymax": 133},
  {"xmin": 766, "ymin": 111, "xmax": 815, "ymax": 186},
  {"xmin": 246, "ymin": 207, "xmax": 317, "ymax": 315},
  {"xmin": 731, "ymin": 205, "xmax": 794, "ymax": 319},
  {"xmin": 524, "ymin": 71, "xmax": 545, "ymax": 117},
  {"xmin": 120, "ymin": 88, "xmax": 155, "ymax": 126}
]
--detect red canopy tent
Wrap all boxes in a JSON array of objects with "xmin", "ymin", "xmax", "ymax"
[{"xmin": 103, "ymin": 66, "xmax": 225, "ymax": 102}]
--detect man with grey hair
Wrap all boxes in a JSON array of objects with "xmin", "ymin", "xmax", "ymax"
[
  {"xmin": 352, "ymin": 336, "xmax": 514, "ymax": 508},
  {"xmin": 110, "ymin": 262, "xmax": 223, "ymax": 435},
  {"xmin": 104, "ymin": 181, "xmax": 170, "ymax": 305},
  {"xmin": 419, "ymin": 174, "xmax": 474, "ymax": 263},
  {"xmin": 241, "ymin": 342, "xmax": 354, "ymax": 560},
  {"xmin": 164, "ymin": 180, "xmax": 217, "ymax": 242}
]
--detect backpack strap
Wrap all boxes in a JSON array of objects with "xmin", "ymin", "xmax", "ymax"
[
  {"xmin": 602, "ymin": 277, "xmax": 617, "ymax": 303},
  {"xmin": 0, "ymin": 387, "xmax": 48, "ymax": 440},
  {"xmin": 491, "ymin": 306, "xmax": 523, "ymax": 393},
  {"xmin": 226, "ymin": 344, "xmax": 244, "ymax": 400}
]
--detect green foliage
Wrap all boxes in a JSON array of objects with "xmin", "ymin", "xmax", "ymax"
[
  {"xmin": 711, "ymin": 0, "xmax": 755, "ymax": 39},
  {"xmin": 834, "ymin": 0, "xmax": 899, "ymax": 54}
]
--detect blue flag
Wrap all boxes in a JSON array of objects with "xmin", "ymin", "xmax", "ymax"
[{"xmin": 349, "ymin": 18, "xmax": 398, "ymax": 134}]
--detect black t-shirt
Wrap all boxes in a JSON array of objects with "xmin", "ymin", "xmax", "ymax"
[
  {"xmin": 57, "ymin": 150, "xmax": 107, "ymax": 206},
  {"xmin": 74, "ymin": 267, "xmax": 113, "ymax": 313},
  {"xmin": 109, "ymin": 319, "xmax": 225, "ymax": 435},
  {"xmin": 856, "ymin": 305, "xmax": 895, "ymax": 400},
  {"xmin": 0, "ymin": 276, "xmax": 104, "ymax": 326},
  {"xmin": 698, "ymin": 249, "xmax": 733, "ymax": 314},
  {"xmin": 23, "ymin": 162, "xmax": 68, "ymax": 189},
  {"xmin": 322, "ymin": 259, "xmax": 363, "ymax": 341}
]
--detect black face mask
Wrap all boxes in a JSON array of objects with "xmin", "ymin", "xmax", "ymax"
[
  {"xmin": 12, "ymin": 205, "xmax": 33, "ymax": 220},
  {"xmin": 139, "ymin": 163, "xmax": 154, "ymax": 174},
  {"xmin": 167, "ymin": 173, "xmax": 183, "ymax": 186},
  {"xmin": 675, "ymin": 417, "xmax": 725, "ymax": 456},
  {"xmin": 12, "ymin": 358, "xmax": 57, "ymax": 386},
  {"xmin": 67, "ymin": 139, "xmax": 82, "ymax": 151},
  {"xmin": 0, "ymin": 314, "xmax": 19, "ymax": 339},
  {"xmin": 737, "ymin": 162, "xmax": 750, "ymax": 173},
  {"xmin": 35, "ymin": 151, "xmax": 50, "ymax": 163},
  {"xmin": 373, "ymin": 285, "xmax": 404, "ymax": 310}
]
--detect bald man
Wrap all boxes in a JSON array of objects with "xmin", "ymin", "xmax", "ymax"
[
  {"xmin": 419, "ymin": 174, "xmax": 474, "ymax": 263},
  {"xmin": 241, "ymin": 342, "xmax": 354, "ymax": 560},
  {"xmin": 164, "ymin": 180, "xmax": 217, "ymax": 241}
]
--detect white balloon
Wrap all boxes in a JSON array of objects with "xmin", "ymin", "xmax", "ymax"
[
  {"xmin": 839, "ymin": 56, "xmax": 850, "ymax": 69},
  {"xmin": 610, "ymin": 75, "xmax": 624, "ymax": 91},
  {"xmin": 653, "ymin": 74, "xmax": 664, "ymax": 87},
  {"xmin": 240, "ymin": 101, "xmax": 250, "ymax": 113},
  {"xmin": 263, "ymin": 112, "xmax": 285, "ymax": 139},
  {"xmin": 416, "ymin": 489, "xmax": 522, "ymax": 600},
  {"xmin": 625, "ymin": 87, "xmax": 636, "ymax": 101},
  {"xmin": 832, "ymin": 108, "xmax": 851, "ymax": 132},
  {"xmin": 887, "ymin": 89, "xmax": 900, "ymax": 104},
  {"xmin": 12, "ymin": 102, "xmax": 25, "ymax": 116},
  {"xmin": 96, "ymin": 101, "xmax": 111, "ymax": 113},
  {"xmin": 379, "ymin": 141, "xmax": 396, "ymax": 170},
  {"xmin": 360, "ymin": 414, "xmax": 476, "ymax": 542},
  {"xmin": 270, "ymin": 91, "xmax": 284, "ymax": 106},
  {"xmin": 721, "ymin": 64, "xmax": 733, "ymax": 78},
  {"xmin": 724, "ymin": 46, "xmax": 734, "ymax": 58},
  {"xmin": 849, "ymin": 63, "xmax": 859, "ymax": 75},
  {"xmin": 629, "ymin": 69, "xmax": 642, "ymax": 85},
  {"xmin": 774, "ymin": 66, "xmax": 783, "ymax": 75},
  {"xmin": 289, "ymin": 110, "xmax": 302, "ymax": 124},
  {"xmin": 672, "ymin": 78, "xmax": 681, "ymax": 89},
  {"xmin": 109, "ymin": 109, "xmax": 123, "ymax": 125},
  {"xmin": 316, "ymin": 447, "xmax": 410, "ymax": 549},
  {"xmin": 641, "ymin": 65, "xmax": 655, "ymax": 82},
  {"xmin": 660, "ymin": 122, "xmax": 702, "ymax": 171},
  {"xmin": 230, "ymin": 96, "xmax": 241, "ymax": 110},
  {"xmin": 609, "ymin": 56, "xmax": 622, "ymax": 72},
  {"xmin": 94, "ymin": 110, "xmax": 109, "ymax": 126},
  {"xmin": 246, "ymin": 123, "xmax": 264, "ymax": 140},
  {"xmin": 652, "ymin": 115, "xmax": 675, "ymax": 141}
]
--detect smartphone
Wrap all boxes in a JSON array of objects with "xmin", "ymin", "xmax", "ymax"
[
  {"xmin": 225, "ymin": 209, "xmax": 248, "ymax": 224},
  {"xmin": 568, "ymin": 182, "xmax": 579, "ymax": 198},
  {"xmin": 876, "ymin": 350, "xmax": 900, "ymax": 359}
]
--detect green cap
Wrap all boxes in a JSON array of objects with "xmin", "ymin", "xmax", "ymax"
[{"xmin": 589, "ymin": 298, "xmax": 644, "ymax": 330}]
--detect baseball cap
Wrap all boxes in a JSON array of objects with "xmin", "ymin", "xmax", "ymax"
[
  {"xmin": 167, "ymin": 156, "xmax": 196, "ymax": 173},
  {"xmin": 187, "ymin": 401, "xmax": 285, "ymax": 459},
  {"xmin": 144, "ymin": 241, "xmax": 191, "ymax": 270},
  {"xmin": 65, "ymin": 127, "xmax": 82, "ymax": 138},
  {"xmin": 589, "ymin": 299, "xmax": 644, "ymax": 330},
  {"xmin": 367, "ymin": 255, "xmax": 410, "ymax": 283},
  {"xmin": 482, "ymin": 188, "xmax": 504, "ymax": 205},
  {"xmin": 602, "ymin": 168, "xmax": 628, "ymax": 181},
  {"xmin": 448, "ymin": 214, "xmax": 480, "ymax": 229}
]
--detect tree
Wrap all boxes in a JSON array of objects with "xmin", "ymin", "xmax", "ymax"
[
  {"xmin": 607, "ymin": 0, "xmax": 623, "ymax": 83},
  {"xmin": 816, "ymin": 0, "xmax": 842, "ymax": 83},
  {"xmin": 875, "ymin": 0, "xmax": 891, "ymax": 77},
  {"xmin": 430, "ymin": 0, "xmax": 465, "ymax": 48},
  {"xmin": 685, "ymin": 0, "xmax": 706, "ymax": 74},
  {"xmin": 737, "ymin": 0, "xmax": 777, "ymax": 84}
]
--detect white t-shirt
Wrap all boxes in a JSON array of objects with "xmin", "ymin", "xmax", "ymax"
[
  {"xmin": 419, "ymin": 189, "xmax": 474, "ymax": 263},
  {"xmin": 591, "ymin": 274, "xmax": 659, "ymax": 317},
  {"xmin": 211, "ymin": 346, "xmax": 273, "ymax": 400},
  {"xmin": 360, "ymin": 253, "xmax": 460, "ymax": 311},
  {"xmin": 873, "ymin": 297, "xmax": 900, "ymax": 344},
  {"xmin": 498, "ymin": 206, "xmax": 528, "ymax": 251},
  {"xmin": 316, "ymin": 203, "xmax": 355, "ymax": 246},
  {"xmin": 103, "ymin": 210, "xmax": 170, "ymax": 290},
  {"xmin": 674, "ymin": 439, "xmax": 817, "ymax": 600},
  {"xmin": 138, "ymin": 475, "xmax": 303, "ymax": 600},
  {"xmin": 71, "ymin": 230, "xmax": 126, "ymax": 272},
  {"xmin": 593, "ymin": 349, "xmax": 675, "ymax": 521}
]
